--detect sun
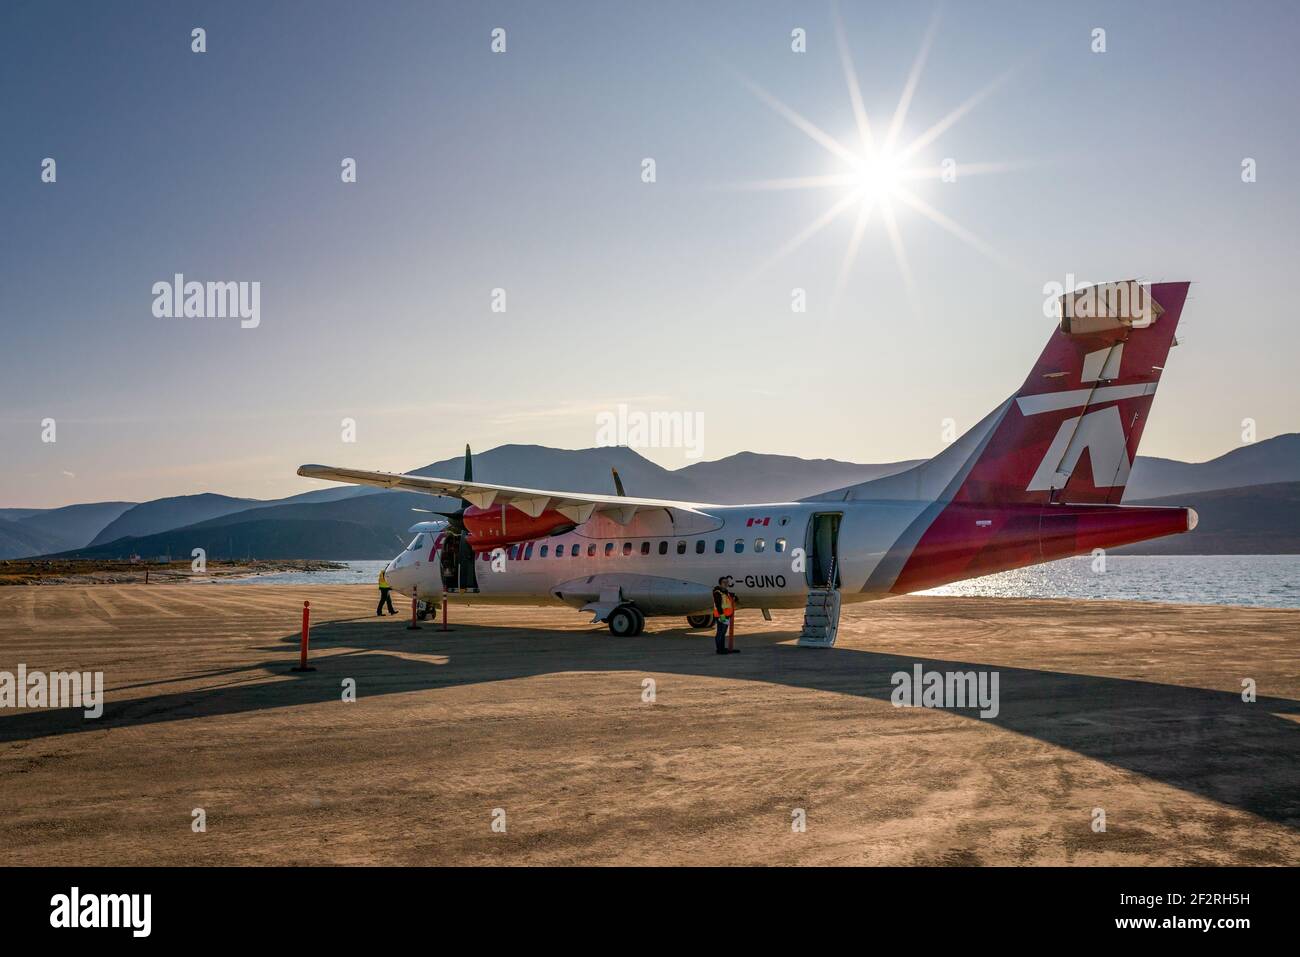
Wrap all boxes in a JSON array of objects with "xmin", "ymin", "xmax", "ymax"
[
  {"xmin": 851, "ymin": 151, "xmax": 904, "ymax": 201},
  {"xmin": 727, "ymin": 6, "xmax": 1028, "ymax": 310}
]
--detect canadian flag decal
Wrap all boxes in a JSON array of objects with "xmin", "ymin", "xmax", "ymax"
[{"xmin": 746, "ymin": 517, "xmax": 771, "ymax": 527}]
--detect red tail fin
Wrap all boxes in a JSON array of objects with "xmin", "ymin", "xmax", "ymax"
[{"xmin": 953, "ymin": 281, "xmax": 1189, "ymax": 505}]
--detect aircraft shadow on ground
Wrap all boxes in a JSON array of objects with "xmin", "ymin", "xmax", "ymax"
[{"xmin": 2, "ymin": 618, "xmax": 1296, "ymax": 827}]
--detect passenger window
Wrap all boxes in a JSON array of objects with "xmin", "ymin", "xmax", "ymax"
[
  {"xmin": 538, "ymin": 544, "xmax": 547, "ymax": 558},
  {"xmin": 556, "ymin": 544, "xmax": 566, "ymax": 558},
  {"xmin": 509, "ymin": 545, "xmax": 518, "ymax": 560},
  {"xmin": 714, "ymin": 539, "xmax": 724, "ymax": 554},
  {"xmin": 623, "ymin": 542, "xmax": 633, "ymax": 556},
  {"xmin": 604, "ymin": 542, "xmax": 614, "ymax": 557},
  {"xmin": 734, "ymin": 539, "xmax": 744, "ymax": 554},
  {"xmin": 588, "ymin": 544, "xmax": 596, "ymax": 557},
  {"xmin": 640, "ymin": 541, "xmax": 650, "ymax": 556},
  {"xmin": 677, "ymin": 540, "xmax": 686, "ymax": 555},
  {"xmin": 695, "ymin": 540, "xmax": 705, "ymax": 554},
  {"xmin": 571, "ymin": 544, "xmax": 580, "ymax": 557},
  {"xmin": 658, "ymin": 541, "xmax": 668, "ymax": 555},
  {"xmin": 755, "ymin": 538, "xmax": 766, "ymax": 553},
  {"xmin": 775, "ymin": 538, "xmax": 787, "ymax": 553}
]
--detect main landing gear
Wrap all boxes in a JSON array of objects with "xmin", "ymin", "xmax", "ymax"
[
  {"xmin": 607, "ymin": 605, "xmax": 645, "ymax": 637},
  {"xmin": 686, "ymin": 613, "xmax": 713, "ymax": 629}
]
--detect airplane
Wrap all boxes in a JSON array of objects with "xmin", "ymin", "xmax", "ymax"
[{"xmin": 299, "ymin": 280, "xmax": 1197, "ymax": 646}]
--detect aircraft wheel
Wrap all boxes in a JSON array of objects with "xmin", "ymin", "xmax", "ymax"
[
  {"xmin": 608, "ymin": 606, "xmax": 639, "ymax": 637},
  {"xmin": 686, "ymin": 613, "xmax": 712, "ymax": 629},
  {"xmin": 629, "ymin": 607, "xmax": 646, "ymax": 635}
]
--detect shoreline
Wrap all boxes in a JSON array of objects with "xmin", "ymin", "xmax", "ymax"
[
  {"xmin": 3, "ymin": 556, "xmax": 1295, "ymax": 609},
  {"xmin": 0, "ymin": 558, "xmax": 344, "ymax": 586}
]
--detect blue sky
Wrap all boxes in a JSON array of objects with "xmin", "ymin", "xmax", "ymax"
[{"xmin": 2, "ymin": 0, "xmax": 1297, "ymax": 506}]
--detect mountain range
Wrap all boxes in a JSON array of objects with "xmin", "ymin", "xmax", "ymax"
[{"xmin": 5, "ymin": 433, "xmax": 1297, "ymax": 561}]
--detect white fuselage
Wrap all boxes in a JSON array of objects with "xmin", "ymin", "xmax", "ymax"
[{"xmin": 382, "ymin": 500, "xmax": 932, "ymax": 616}]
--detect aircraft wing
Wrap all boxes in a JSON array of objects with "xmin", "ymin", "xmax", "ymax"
[{"xmin": 296, "ymin": 464, "xmax": 717, "ymax": 525}]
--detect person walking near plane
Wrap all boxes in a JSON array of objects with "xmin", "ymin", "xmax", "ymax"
[
  {"xmin": 377, "ymin": 568, "xmax": 396, "ymax": 616},
  {"xmin": 712, "ymin": 576, "xmax": 738, "ymax": 655}
]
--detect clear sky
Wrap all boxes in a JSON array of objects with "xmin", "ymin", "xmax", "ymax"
[{"xmin": 3, "ymin": 0, "xmax": 1297, "ymax": 507}]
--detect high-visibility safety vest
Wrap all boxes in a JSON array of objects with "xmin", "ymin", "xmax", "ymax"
[
  {"xmin": 716, "ymin": 591, "xmax": 734, "ymax": 618},
  {"xmin": 378, "ymin": 570, "xmax": 389, "ymax": 589}
]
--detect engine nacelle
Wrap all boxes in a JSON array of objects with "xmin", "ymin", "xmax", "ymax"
[{"xmin": 464, "ymin": 504, "xmax": 576, "ymax": 550}]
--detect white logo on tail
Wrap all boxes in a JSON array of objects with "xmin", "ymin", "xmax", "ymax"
[{"xmin": 1026, "ymin": 405, "xmax": 1131, "ymax": 492}]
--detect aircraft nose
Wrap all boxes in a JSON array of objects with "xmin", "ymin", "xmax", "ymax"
[{"xmin": 385, "ymin": 562, "xmax": 432, "ymax": 600}]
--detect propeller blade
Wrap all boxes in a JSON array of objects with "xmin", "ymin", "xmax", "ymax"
[
  {"xmin": 412, "ymin": 508, "xmax": 466, "ymax": 533},
  {"xmin": 460, "ymin": 444, "xmax": 474, "ymax": 512}
]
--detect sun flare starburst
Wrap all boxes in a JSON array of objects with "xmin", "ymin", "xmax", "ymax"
[{"xmin": 728, "ymin": 6, "xmax": 1030, "ymax": 312}]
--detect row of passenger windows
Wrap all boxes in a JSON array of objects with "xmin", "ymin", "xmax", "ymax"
[{"xmin": 480, "ymin": 538, "xmax": 789, "ymax": 560}]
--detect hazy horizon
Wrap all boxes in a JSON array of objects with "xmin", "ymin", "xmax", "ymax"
[
  {"xmin": 5, "ymin": 1, "xmax": 1298, "ymax": 508},
  {"xmin": 5, "ymin": 431, "xmax": 1296, "ymax": 512}
]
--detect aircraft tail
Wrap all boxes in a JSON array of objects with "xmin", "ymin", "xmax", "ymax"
[
  {"xmin": 951, "ymin": 280, "xmax": 1189, "ymax": 506},
  {"xmin": 812, "ymin": 281, "xmax": 1195, "ymax": 595},
  {"xmin": 813, "ymin": 280, "xmax": 1190, "ymax": 508}
]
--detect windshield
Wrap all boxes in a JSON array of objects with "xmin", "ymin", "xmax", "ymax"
[{"xmin": 406, "ymin": 534, "xmax": 426, "ymax": 551}]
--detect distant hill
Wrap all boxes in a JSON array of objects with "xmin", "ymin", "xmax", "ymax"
[
  {"xmin": 181, "ymin": 490, "xmax": 445, "ymax": 553},
  {"xmin": 58, "ymin": 446, "xmax": 686, "ymax": 561},
  {"xmin": 407, "ymin": 444, "xmax": 708, "ymax": 499},
  {"xmin": 401, "ymin": 444, "xmax": 922, "ymax": 504},
  {"xmin": 1116, "ymin": 481, "xmax": 1300, "ymax": 554},
  {"xmin": 1125, "ymin": 433, "xmax": 1300, "ymax": 500},
  {"xmin": 16, "ymin": 501, "xmax": 135, "ymax": 548},
  {"xmin": 89, "ymin": 493, "xmax": 260, "ymax": 546},
  {"xmin": 58, "ymin": 518, "xmax": 403, "ymax": 561},
  {"xmin": 0, "ymin": 518, "xmax": 68, "ymax": 560},
  {"xmin": 676, "ymin": 452, "xmax": 920, "ymax": 503},
  {"xmin": 0, "ymin": 502, "xmax": 136, "ymax": 558},
  {"xmin": 84, "ymin": 485, "xmax": 378, "ymax": 549},
  {"xmin": 18, "ymin": 435, "xmax": 1300, "ymax": 560}
]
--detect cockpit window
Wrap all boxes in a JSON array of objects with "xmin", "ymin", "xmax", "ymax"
[{"xmin": 406, "ymin": 534, "xmax": 426, "ymax": 551}]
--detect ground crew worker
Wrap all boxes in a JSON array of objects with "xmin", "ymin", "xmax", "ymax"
[
  {"xmin": 376, "ymin": 567, "xmax": 396, "ymax": 616},
  {"xmin": 712, "ymin": 575, "xmax": 739, "ymax": 654}
]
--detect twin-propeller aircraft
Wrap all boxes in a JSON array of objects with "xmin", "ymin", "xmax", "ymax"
[{"xmin": 299, "ymin": 281, "xmax": 1196, "ymax": 645}]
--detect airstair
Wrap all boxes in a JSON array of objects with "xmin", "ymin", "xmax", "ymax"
[{"xmin": 798, "ymin": 558, "xmax": 841, "ymax": 647}]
